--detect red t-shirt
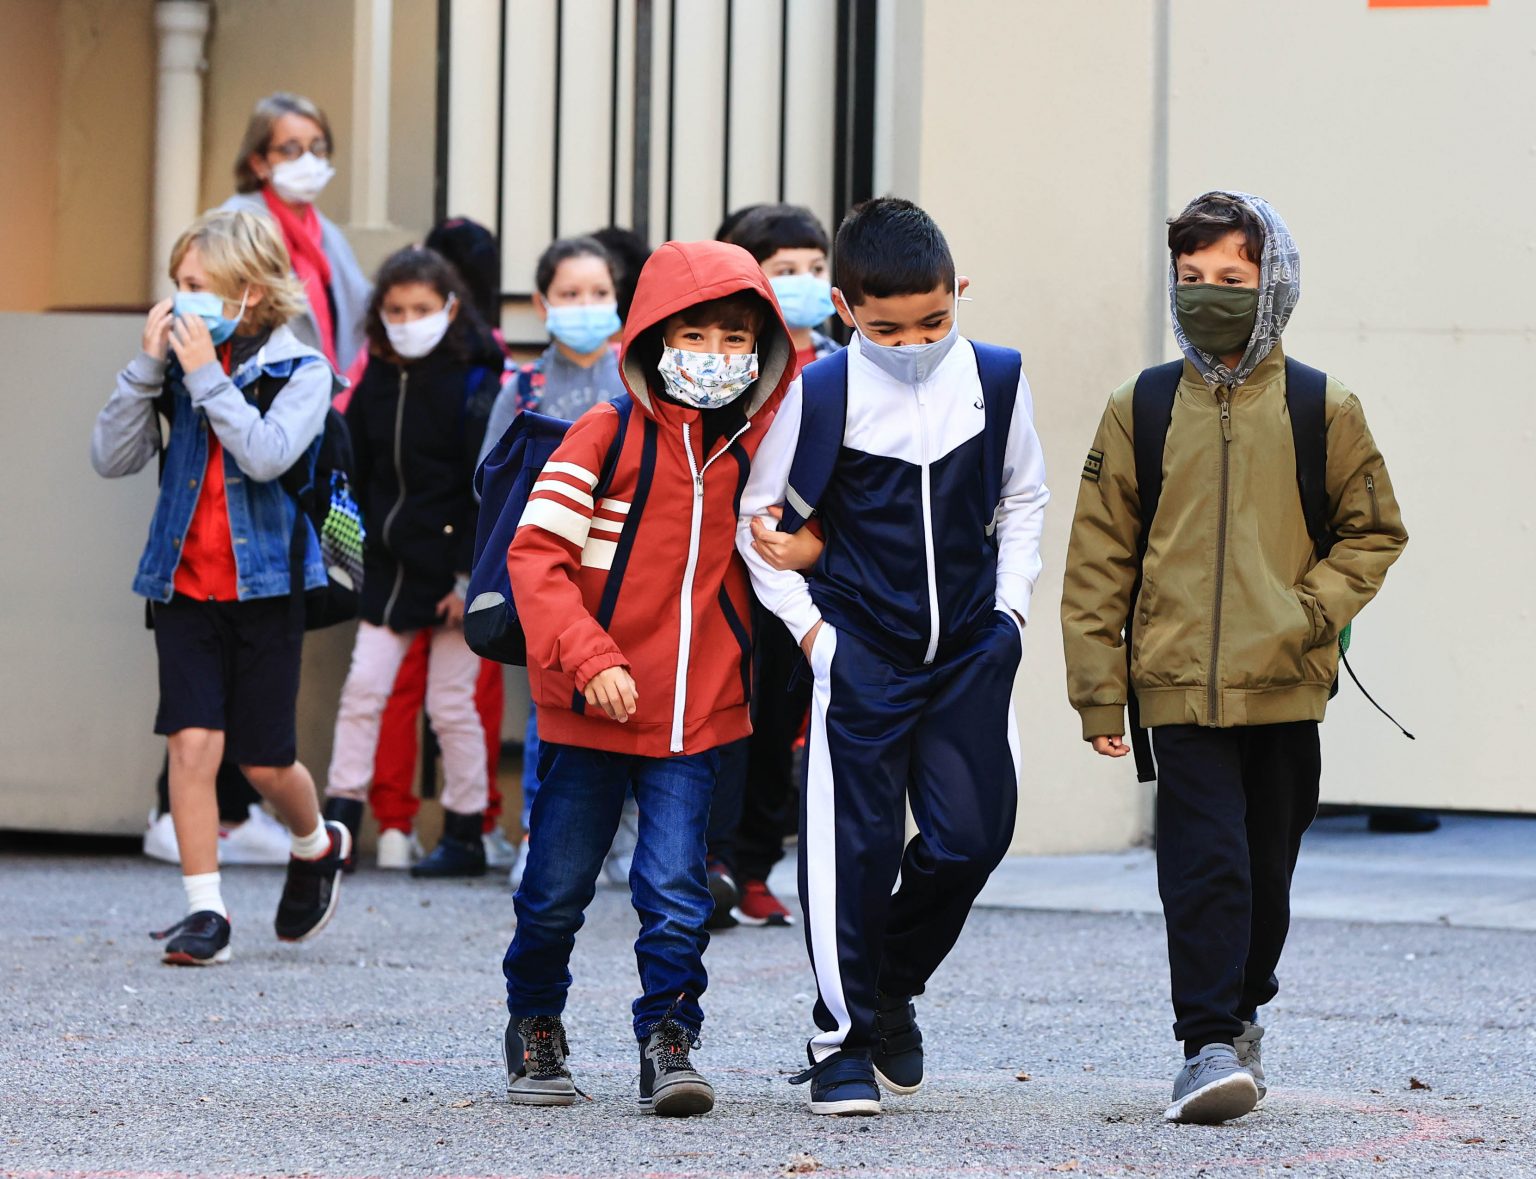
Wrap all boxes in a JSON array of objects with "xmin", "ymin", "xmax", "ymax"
[
  {"xmin": 796, "ymin": 344, "xmax": 818, "ymax": 374},
  {"xmin": 172, "ymin": 344, "xmax": 241, "ymax": 601}
]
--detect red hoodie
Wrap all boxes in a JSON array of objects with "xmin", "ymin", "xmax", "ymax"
[{"xmin": 507, "ymin": 240, "xmax": 795, "ymax": 757}]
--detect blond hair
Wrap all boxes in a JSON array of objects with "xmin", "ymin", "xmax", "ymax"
[
  {"xmin": 234, "ymin": 92, "xmax": 335, "ymax": 194},
  {"xmin": 168, "ymin": 209, "xmax": 308, "ymax": 332}
]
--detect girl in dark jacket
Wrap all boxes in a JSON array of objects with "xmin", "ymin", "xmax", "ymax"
[{"xmin": 322, "ymin": 246, "xmax": 504, "ymax": 877}]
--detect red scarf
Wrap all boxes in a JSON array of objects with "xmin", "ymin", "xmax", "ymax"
[{"xmin": 262, "ymin": 185, "xmax": 337, "ymax": 367}]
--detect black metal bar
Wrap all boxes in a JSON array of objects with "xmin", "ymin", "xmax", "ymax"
[
  {"xmin": 721, "ymin": 0, "xmax": 734, "ymax": 222},
  {"xmin": 664, "ymin": 0, "xmax": 677, "ymax": 242},
  {"xmin": 552, "ymin": 0, "xmax": 565, "ymax": 241},
  {"xmin": 494, "ymin": 0, "xmax": 508, "ymax": 272},
  {"xmin": 608, "ymin": 0, "xmax": 621, "ymax": 228},
  {"xmin": 433, "ymin": 0, "xmax": 452, "ymax": 226},
  {"xmin": 776, "ymin": 0, "xmax": 788, "ymax": 203},
  {"xmin": 832, "ymin": 0, "xmax": 878, "ymax": 227},
  {"xmin": 632, "ymin": 0, "xmax": 653, "ymax": 241}
]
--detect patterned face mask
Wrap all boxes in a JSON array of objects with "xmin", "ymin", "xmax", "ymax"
[{"xmin": 657, "ymin": 346, "xmax": 759, "ymax": 409}]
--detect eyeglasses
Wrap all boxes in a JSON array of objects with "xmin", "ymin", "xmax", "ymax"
[{"xmin": 268, "ymin": 138, "xmax": 331, "ymax": 161}]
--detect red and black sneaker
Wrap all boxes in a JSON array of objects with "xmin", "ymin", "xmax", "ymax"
[
  {"xmin": 151, "ymin": 910, "xmax": 232, "ymax": 966},
  {"xmin": 275, "ymin": 820, "xmax": 351, "ymax": 943},
  {"xmin": 732, "ymin": 878, "xmax": 795, "ymax": 927},
  {"xmin": 704, "ymin": 859, "xmax": 739, "ymax": 931}
]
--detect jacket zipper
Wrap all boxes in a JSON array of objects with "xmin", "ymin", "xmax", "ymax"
[
  {"xmin": 1209, "ymin": 389, "xmax": 1233, "ymax": 725},
  {"xmin": 670, "ymin": 419, "xmax": 753, "ymax": 753},
  {"xmin": 917, "ymin": 386, "xmax": 941, "ymax": 665},
  {"xmin": 1365, "ymin": 473, "xmax": 1380, "ymax": 530},
  {"xmin": 381, "ymin": 369, "xmax": 409, "ymax": 627}
]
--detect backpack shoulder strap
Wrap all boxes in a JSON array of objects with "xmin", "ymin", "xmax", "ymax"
[
  {"xmin": 780, "ymin": 348, "xmax": 849, "ymax": 533},
  {"xmin": 972, "ymin": 342, "xmax": 1022, "ymax": 523},
  {"xmin": 593, "ymin": 397, "xmax": 634, "ymax": 497},
  {"xmin": 1130, "ymin": 360, "xmax": 1184, "ymax": 557},
  {"xmin": 1284, "ymin": 357, "xmax": 1332, "ymax": 559}
]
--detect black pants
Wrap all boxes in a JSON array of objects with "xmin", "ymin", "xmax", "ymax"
[
  {"xmin": 156, "ymin": 756, "xmax": 262, "ymax": 825},
  {"xmin": 1152, "ymin": 722, "xmax": 1321, "ymax": 1053}
]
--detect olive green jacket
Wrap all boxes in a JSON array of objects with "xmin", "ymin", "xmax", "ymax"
[{"xmin": 1061, "ymin": 346, "xmax": 1408, "ymax": 739}]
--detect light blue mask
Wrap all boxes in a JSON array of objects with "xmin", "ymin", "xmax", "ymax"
[
  {"xmin": 174, "ymin": 289, "xmax": 247, "ymax": 345},
  {"xmin": 769, "ymin": 274, "xmax": 835, "ymax": 330},
  {"xmin": 545, "ymin": 302, "xmax": 621, "ymax": 356},
  {"xmin": 852, "ymin": 295, "xmax": 961, "ymax": 386}
]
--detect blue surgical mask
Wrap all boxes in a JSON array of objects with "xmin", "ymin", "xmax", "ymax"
[
  {"xmin": 850, "ymin": 294, "xmax": 961, "ymax": 386},
  {"xmin": 545, "ymin": 302, "xmax": 621, "ymax": 356},
  {"xmin": 174, "ymin": 289, "xmax": 248, "ymax": 345},
  {"xmin": 769, "ymin": 274, "xmax": 835, "ymax": 330}
]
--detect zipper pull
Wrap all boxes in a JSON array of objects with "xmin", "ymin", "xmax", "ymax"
[
  {"xmin": 694, "ymin": 473, "xmax": 704, "ymax": 497},
  {"xmin": 1219, "ymin": 396, "xmax": 1232, "ymax": 442}
]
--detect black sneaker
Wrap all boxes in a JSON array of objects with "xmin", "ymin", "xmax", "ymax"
[
  {"xmin": 322, "ymin": 797, "xmax": 364, "ymax": 873},
  {"xmin": 790, "ymin": 1047, "xmax": 881, "ymax": 1116},
  {"xmin": 638, "ymin": 1017, "xmax": 715, "ymax": 1116},
  {"xmin": 504, "ymin": 1014, "xmax": 578, "ymax": 1106},
  {"xmin": 872, "ymin": 991, "xmax": 924, "ymax": 1094},
  {"xmin": 704, "ymin": 859, "xmax": 739, "ymax": 931},
  {"xmin": 275, "ymin": 820, "xmax": 350, "ymax": 942},
  {"xmin": 151, "ymin": 910, "xmax": 232, "ymax": 966}
]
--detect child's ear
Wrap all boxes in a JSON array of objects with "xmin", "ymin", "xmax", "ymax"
[
  {"xmin": 244, "ymin": 286, "xmax": 266, "ymax": 311},
  {"xmin": 532, "ymin": 291, "xmax": 548, "ymax": 319},
  {"xmin": 447, "ymin": 295, "xmax": 460, "ymax": 322},
  {"xmin": 830, "ymin": 287, "xmax": 857, "ymax": 330}
]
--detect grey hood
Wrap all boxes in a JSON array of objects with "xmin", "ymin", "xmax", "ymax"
[{"xmin": 1169, "ymin": 190, "xmax": 1301, "ymax": 388}]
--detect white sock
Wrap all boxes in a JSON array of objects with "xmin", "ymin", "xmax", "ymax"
[
  {"xmin": 290, "ymin": 822, "xmax": 331, "ymax": 861},
  {"xmin": 183, "ymin": 872, "xmax": 227, "ymax": 918}
]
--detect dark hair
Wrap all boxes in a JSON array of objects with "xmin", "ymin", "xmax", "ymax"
[
  {"xmin": 1167, "ymin": 193, "xmax": 1266, "ymax": 265},
  {"xmin": 534, "ymin": 236, "xmax": 616, "ymax": 298},
  {"xmin": 726, "ymin": 204, "xmax": 830, "ymax": 263},
  {"xmin": 667, "ymin": 291, "xmax": 768, "ymax": 335},
  {"xmin": 833, "ymin": 197, "xmax": 955, "ymax": 307},
  {"xmin": 365, "ymin": 245, "xmax": 488, "ymax": 361},
  {"xmin": 425, "ymin": 217, "xmax": 501, "ymax": 323},
  {"xmin": 715, "ymin": 204, "xmax": 765, "ymax": 244},
  {"xmin": 588, "ymin": 226, "xmax": 652, "ymax": 322}
]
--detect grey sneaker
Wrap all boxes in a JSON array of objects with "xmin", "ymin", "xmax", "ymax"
[
  {"xmin": 1164, "ymin": 1043, "xmax": 1259, "ymax": 1124},
  {"xmin": 503, "ymin": 1014, "xmax": 578, "ymax": 1106},
  {"xmin": 638, "ymin": 1018, "xmax": 715, "ymax": 1116},
  {"xmin": 1234, "ymin": 1021, "xmax": 1266, "ymax": 1103}
]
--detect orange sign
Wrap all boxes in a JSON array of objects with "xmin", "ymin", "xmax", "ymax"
[{"xmin": 1369, "ymin": 1, "xmax": 1488, "ymax": 7}]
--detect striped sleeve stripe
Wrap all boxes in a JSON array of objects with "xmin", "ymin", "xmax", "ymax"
[
  {"xmin": 589, "ymin": 518, "xmax": 624, "ymax": 538},
  {"xmin": 517, "ymin": 497, "xmax": 591, "ymax": 548},
  {"xmin": 531, "ymin": 479, "xmax": 595, "ymax": 510},
  {"xmin": 543, "ymin": 461, "xmax": 599, "ymax": 488},
  {"xmin": 597, "ymin": 498, "xmax": 631, "ymax": 516}
]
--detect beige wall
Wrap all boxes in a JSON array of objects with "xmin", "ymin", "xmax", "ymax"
[
  {"xmin": 917, "ymin": 0, "xmax": 1534, "ymax": 845},
  {"xmin": 917, "ymin": 0, "xmax": 1163, "ymax": 852},
  {"xmin": 0, "ymin": 0, "xmax": 62, "ymax": 311}
]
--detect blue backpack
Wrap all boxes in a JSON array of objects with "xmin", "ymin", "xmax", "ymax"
[
  {"xmin": 465, "ymin": 398, "xmax": 634, "ymax": 664},
  {"xmin": 777, "ymin": 342, "xmax": 1023, "ymax": 534}
]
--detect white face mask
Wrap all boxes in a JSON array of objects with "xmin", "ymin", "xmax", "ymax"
[
  {"xmin": 385, "ymin": 295, "xmax": 456, "ymax": 360},
  {"xmin": 269, "ymin": 152, "xmax": 335, "ymax": 205},
  {"xmin": 657, "ymin": 346, "xmax": 759, "ymax": 409},
  {"xmin": 850, "ymin": 294, "xmax": 962, "ymax": 386}
]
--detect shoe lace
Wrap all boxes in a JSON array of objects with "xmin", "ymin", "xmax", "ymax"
[
  {"xmin": 520, "ymin": 1017, "xmax": 571, "ymax": 1079},
  {"xmin": 650, "ymin": 993, "xmax": 700, "ymax": 1073}
]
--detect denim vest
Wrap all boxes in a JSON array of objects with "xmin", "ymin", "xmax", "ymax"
[{"xmin": 132, "ymin": 356, "xmax": 326, "ymax": 603}]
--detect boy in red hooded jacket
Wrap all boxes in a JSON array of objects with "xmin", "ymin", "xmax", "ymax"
[{"xmin": 499, "ymin": 241, "xmax": 794, "ymax": 1117}]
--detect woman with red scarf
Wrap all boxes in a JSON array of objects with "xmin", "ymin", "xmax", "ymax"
[{"xmin": 221, "ymin": 92, "xmax": 371, "ymax": 375}]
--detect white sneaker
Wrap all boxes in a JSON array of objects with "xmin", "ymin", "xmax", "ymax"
[
  {"xmin": 143, "ymin": 810, "xmax": 180, "ymax": 864},
  {"xmin": 376, "ymin": 828, "xmax": 421, "ymax": 870},
  {"xmin": 507, "ymin": 835, "xmax": 531, "ymax": 892},
  {"xmin": 219, "ymin": 805, "xmax": 292, "ymax": 865},
  {"xmin": 483, "ymin": 827, "xmax": 521, "ymax": 869}
]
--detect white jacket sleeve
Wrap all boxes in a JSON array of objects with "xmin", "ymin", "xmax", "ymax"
[
  {"xmin": 993, "ymin": 369, "xmax": 1050, "ymax": 624},
  {"xmin": 185, "ymin": 357, "xmax": 330, "ymax": 483},
  {"xmin": 736, "ymin": 378, "xmax": 824, "ymax": 644}
]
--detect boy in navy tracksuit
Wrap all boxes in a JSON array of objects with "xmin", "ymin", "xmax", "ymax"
[{"xmin": 738, "ymin": 198, "xmax": 1050, "ymax": 1115}]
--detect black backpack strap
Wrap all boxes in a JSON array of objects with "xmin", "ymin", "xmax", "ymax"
[
  {"xmin": 972, "ymin": 342, "xmax": 1023, "ymax": 533},
  {"xmin": 780, "ymin": 349, "xmax": 849, "ymax": 533},
  {"xmin": 1126, "ymin": 360, "xmax": 1184, "ymax": 784},
  {"xmin": 1284, "ymin": 357, "xmax": 1333, "ymax": 560}
]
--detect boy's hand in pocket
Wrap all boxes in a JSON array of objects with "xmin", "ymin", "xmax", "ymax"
[{"xmin": 585, "ymin": 666, "xmax": 639, "ymax": 722}]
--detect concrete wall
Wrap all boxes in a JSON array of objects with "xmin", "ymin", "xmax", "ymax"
[{"xmin": 915, "ymin": 0, "xmax": 1533, "ymax": 845}]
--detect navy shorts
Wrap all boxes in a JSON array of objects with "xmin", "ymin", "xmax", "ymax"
[{"xmin": 152, "ymin": 594, "xmax": 304, "ymax": 767}]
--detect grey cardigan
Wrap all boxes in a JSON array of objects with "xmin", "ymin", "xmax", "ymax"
[{"xmin": 219, "ymin": 192, "xmax": 371, "ymax": 370}]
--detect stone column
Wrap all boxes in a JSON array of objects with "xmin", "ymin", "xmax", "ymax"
[{"xmin": 150, "ymin": 0, "xmax": 211, "ymax": 299}]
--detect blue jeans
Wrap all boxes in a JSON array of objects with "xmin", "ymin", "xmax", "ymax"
[{"xmin": 502, "ymin": 741, "xmax": 719, "ymax": 1039}]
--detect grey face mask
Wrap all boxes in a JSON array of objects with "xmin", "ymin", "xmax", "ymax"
[{"xmin": 852, "ymin": 297, "xmax": 961, "ymax": 385}]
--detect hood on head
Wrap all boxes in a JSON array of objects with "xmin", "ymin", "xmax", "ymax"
[
  {"xmin": 619, "ymin": 240, "xmax": 794, "ymax": 420},
  {"xmin": 1169, "ymin": 191, "xmax": 1300, "ymax": 387}
]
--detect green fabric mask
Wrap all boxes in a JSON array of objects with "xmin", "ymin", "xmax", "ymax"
[{"xmin": 1174, "ymin": 284, "xmax": 1259, "ymax": 358}]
